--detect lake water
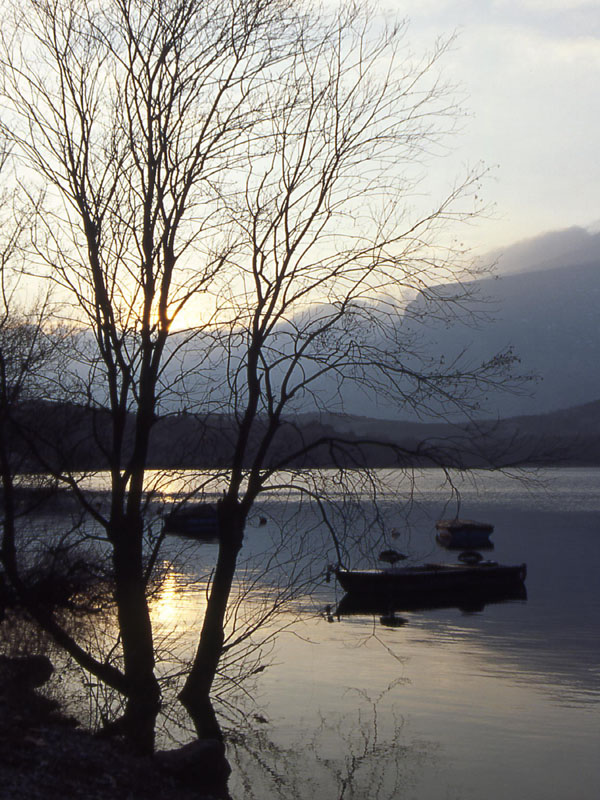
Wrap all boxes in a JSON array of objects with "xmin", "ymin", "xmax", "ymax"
[{"xmin": 147, "ymin": 467, "xmax": 600, "ymax": 800}]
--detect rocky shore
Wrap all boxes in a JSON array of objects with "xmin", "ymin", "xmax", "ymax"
[{"xmin": 0, "ymin": 656, "xmax": 230, "ymax": 800}]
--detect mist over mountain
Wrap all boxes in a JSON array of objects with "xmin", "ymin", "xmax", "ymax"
[
  {"xmin": 411, "ymin": 248, "xmax": 600, "ymax": 419},
  {"xmin": 482, "ymin": 226, "xmax": 600, "ymax": 276},
  {"xmin": 332, "ymin": 226, "xmax": 600, "ymax": 420}
]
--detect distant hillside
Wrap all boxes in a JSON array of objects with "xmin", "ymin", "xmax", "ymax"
[
  {"xmin": 9, "ymin": 397, "xmax": 600, "ymax": 474},
  {"xmin": 160, "ymin": 397, "xmax": 600, "ymax": 468},
  {"xmin": 465, "ymin": 398, "xmax": 600, "ymax": 466},
  {"xmin": 266, "ymin": 228, "xmax": 600, "ymax": 422},
  {"xmin": 134, "ymin": 397, "xmax": 600, "ymax": 469},
  {"xmin": 289, "ymin": 399, "xmax": 600, "ymax": 467},
  {"xmin": 483, "ymin": 226, "xmax": 600, "ymax": 276},
  {"xmin": 401, "ymin": 258, "xmax": 600, "ymax": 419}
]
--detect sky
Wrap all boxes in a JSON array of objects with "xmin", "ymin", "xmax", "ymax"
[{"xmin": 392, "ymin": 0, "xmax": 600, "ymax": 253}]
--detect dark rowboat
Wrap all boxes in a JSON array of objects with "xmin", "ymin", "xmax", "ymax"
[{"xmin": 335, "ymin": 561, "xmax": 527, "ymax": 596}]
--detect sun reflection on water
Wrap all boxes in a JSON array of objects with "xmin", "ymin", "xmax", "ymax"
[{"xmin": 149, "ymin": 566, "xmax": 207, "ymax": 642}]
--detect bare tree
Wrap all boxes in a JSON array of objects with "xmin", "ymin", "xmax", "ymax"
[
  {"xmin": 0, "ymin": 0, "xmax": 519, "ymax": 751},
  {"xmin": 0, "ymin": 141, "xmax": 136, "ymax": 722},
  {"xmin": 174, "ymin": 11, "xmax": 519, "ymax": 730},
  {"xmin": 0, "ymin": 146, "xmax": 55, "ymax": 600},
  {"xmin": 1, "ymin": 0, "xmax": 309, "ymax": 751}
]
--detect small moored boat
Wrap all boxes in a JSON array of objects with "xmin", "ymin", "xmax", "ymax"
[
  {"xmin": 435, "ymin": 518, "xmax": 494, "ymax": 549},
  {"xmin": 335, "ymin": 560, "xmax": 526, "ymax": 596},
  {"xmin": 163, "ymin": 504, "xmax": 219, "ymax": 539}
]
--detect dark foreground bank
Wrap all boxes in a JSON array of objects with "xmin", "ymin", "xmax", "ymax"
[{"xmin": 0, "ymin": 656, "xmax": 229, "ymax": 800}]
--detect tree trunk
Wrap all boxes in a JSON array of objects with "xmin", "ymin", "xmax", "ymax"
[
  {"xmin": 178, "ymin": 497, "xmax": 244, "ymax": 739},
  {"xmin": 112, "ymin": 516, "xmax": 161, "ymax": 753}
]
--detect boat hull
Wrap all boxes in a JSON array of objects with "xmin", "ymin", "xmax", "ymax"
[
  {"xmin": 335, "ymin": 562, "xmax": 527, "ymax": 596},
  {"xmin": 163, "ymin": 505, "xmax": 219, "ymax": 540}
]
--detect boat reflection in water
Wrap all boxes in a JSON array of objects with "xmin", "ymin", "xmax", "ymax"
[
  {"xmin": 331, "ymin": 559, "xmax": 527, "ymax": 625},
  {"xmin": 436, "ymin": 533, "xmax": 495, "ymax": 551},
  {"xmin": 334, "ymin": 581, "xmax": 528, "ymax": 624}
]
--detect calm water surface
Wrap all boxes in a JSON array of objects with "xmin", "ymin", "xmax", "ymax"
[{"xmin": 152, "ymin": 468, "xmax": 600, "ymax": 799}]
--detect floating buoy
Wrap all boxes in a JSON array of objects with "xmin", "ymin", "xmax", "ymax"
[
  {"xmin": 378, "ymin": 549, "xmax": 407, "ymax": 565},
  {"xmin": 458, "ymin": 550, "xmax": 484, "ymax": 565}
]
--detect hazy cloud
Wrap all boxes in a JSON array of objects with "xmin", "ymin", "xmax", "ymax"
[{"xmin": 393, "ymin": 0, "xmax": 600, "ymax": 249}]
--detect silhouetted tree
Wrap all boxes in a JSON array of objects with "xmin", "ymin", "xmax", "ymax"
[{"xmin": 0, "ymin": 0, "xmax": 519, "ymax": 752}]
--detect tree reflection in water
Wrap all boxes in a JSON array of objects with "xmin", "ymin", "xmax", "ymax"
[
  {"xmin": 225, "ymin": 684, "xmax": 432, "ymax": 800},
  {"xmin": 2, "ymin": 595, "xmax": 436, "ymax": 799}
]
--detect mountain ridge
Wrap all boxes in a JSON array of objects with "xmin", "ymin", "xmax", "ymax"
[{"xmin": 10, "ymin": 396, "xmax": 600, "ymax": 471}]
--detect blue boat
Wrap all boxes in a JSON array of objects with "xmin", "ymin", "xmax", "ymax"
[
  {"xmin": 435, "ymin": 518, "xmax": 494, "ymax": 549},
  {"xmin": 163, "ymin": 504, "xmax": 219, "ymax": 540}
]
